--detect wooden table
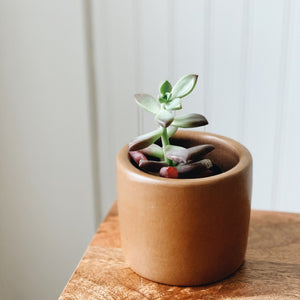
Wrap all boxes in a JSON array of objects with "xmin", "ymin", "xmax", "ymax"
[{"xmin": 59, "ymin": 202, "xmax": 300, "ymax": 299}]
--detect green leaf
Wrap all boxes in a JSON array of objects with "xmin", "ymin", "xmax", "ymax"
[
  {"xmin": 165, "ymin": 98, "xmax": 182, "ymax": 110},
  {"xmin": 172, "ymin": 113, "xmax": 208, "ymax": 128},
  {"xmin": 171, "ymin": 74, "xmax": 198, "ymax": 99},
  {"xmin": 165, "ymin": 145, "xmax": 188, "ymax": 163},
  {"xmin": 135, "ymin": 94, "xmax": 160, "ymax": 114},
  {"xmin": 155, "ymin": 110, "xmax": 174, "ymax": 128},
  {"xmin": 160, "ymin": 80, "xmax": 172, "ymax": 94},
  {"xmin": 128, "ymin": 127, "xmax": 163, "ymax": 151},
  {"xmin": 167, "ymin": 126, "xmax": 178, "ymax": 138},
  {"xmin": 140, "ymin": 144, "xmax": 164, "ymax": 159},
  {"xmin": 158, "ymin": 92, "xmax": 172, "ymax": 104}
]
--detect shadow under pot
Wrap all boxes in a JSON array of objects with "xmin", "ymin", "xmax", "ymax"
[{"xmin": 117, "ymin": 130, "xmax": 253, "ymax": 286}]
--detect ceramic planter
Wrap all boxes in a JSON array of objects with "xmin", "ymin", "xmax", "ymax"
[{"xmin": 117, "ymin": 131, "xmax": 252, "ymax": 286}]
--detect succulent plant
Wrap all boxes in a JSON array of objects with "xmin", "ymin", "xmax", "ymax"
[{"xmin": 129, "ymin": 74, "xmax": 220, "ymax": 178}]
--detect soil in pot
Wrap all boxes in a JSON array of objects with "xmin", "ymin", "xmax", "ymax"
[{"xmin": 129, "ymin": 137, "xmax": 224, "ymax": 179}]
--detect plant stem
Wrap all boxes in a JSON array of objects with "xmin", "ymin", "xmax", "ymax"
[{"xmin": 161, "ymin": 127, "xmax": 173, "ymax": 166}]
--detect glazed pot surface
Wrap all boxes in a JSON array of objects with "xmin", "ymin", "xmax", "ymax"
[{"xmin": 117, "ymin": 131, "xmax": 252, "ymax": 286}]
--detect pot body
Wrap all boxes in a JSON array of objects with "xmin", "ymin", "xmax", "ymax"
[{"xmin": 117, "ymin": 131, "xmax": 252, "ymax": 286}]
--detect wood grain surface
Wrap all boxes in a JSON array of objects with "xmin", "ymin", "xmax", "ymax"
[{"xmin": 59, "ymin": 203, "xmax": 300, "ymax": 299}]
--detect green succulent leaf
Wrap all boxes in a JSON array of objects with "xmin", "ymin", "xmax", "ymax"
[
  {"xmin": 165, "ymin": 145, "xmax": 188, "ymax": 163},
  {"xmin": 165, "ymin": 98, "xmax": 182, "ymax": 110},
  {"xmin": 167, "ymin": 126, "xmax": 178, "ymax": 138},
  {"xmin": 158, "ymin": 93, "xmax": 171, "ymax": 104},
  {"xmin": 171, "ymin": 74, "xmax": 198, "ymax": 99},
  {"xmin": 160, "ymin": 80, "xmax": 172, "ymax": 95},
  {"xmin": 140, "ymin": 144, "xmax": 164, "ymax": 159},
  {"xmin": 128, "ymin": 127, "xmax": 163, "ymax": 151},
  {"xmin": 155, "ymin": 110, "xmax": 174, "ymax": 128},
  {"xmin": 134, "ymin": 94, "xmax": 160, "ymax": 114},
  {"xmin": 172, "ymin": 113, "xmax": 208, "ymax": 128}
]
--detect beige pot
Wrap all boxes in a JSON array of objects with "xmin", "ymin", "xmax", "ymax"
[{"xmin": 117, "ymin": 131, "xmax": 252, "ymax": 286}]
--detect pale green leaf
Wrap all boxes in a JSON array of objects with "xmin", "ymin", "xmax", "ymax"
[
  {"xmin": 171, "ymin": 74, "xmax": 198, "ymax": 99},
  {"xmin": 165, "ymin": 145, "xmax": 188, "ymax": 163},
  {"xmin": 172, "ymin": 113, "xmax": 208, "ymax": 128},
  {"xmin": 167, "ymin": 126, "xmax": 178, "ymax": 138},
  {"xmin": 140, "ymin": 144, "xmax": 164, "ymax": 159},
  {"xmin": 135, "ymin": 94, "xmax": 160, "ymax": 114},
  {"xmin": 165, "ymin": 98, "xmax": 182, "ymax": 110},
  {"xmin": 129, "ymin": 127, "xmax": 163, "ymax": 151},
  {"xmin": 155, "ymin": 110, "xmax": 174, "ymax": 128}
]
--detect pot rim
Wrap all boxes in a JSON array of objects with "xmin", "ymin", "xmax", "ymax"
[{"xmin": 117, "ymin": 131, "xmax": 252, "ymax": 186}]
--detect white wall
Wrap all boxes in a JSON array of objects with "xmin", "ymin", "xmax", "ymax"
[
  {"xmin": 92, "ymin": 0, "xmax": 300, "ymax": 215},
  {"xmin": 0, "ymin": 1, "xmax": 95, "ymax": 299},
  {"xmin": 0, "ymin": 0, "xmax": 299, "ymax": 299}
]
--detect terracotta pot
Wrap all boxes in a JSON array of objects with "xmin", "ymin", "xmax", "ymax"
[{"xmin": 117, "ymin": 131, "xmax": 252, "ymax": 286}]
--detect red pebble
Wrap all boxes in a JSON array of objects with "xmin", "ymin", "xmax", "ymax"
[
  {"xmin": 129, "ymin": 151, "xmax": 147, "ymax": 165},
  {"xmin": 160, "ymin": 166, "xmax": 178, "ymax": 178}
]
